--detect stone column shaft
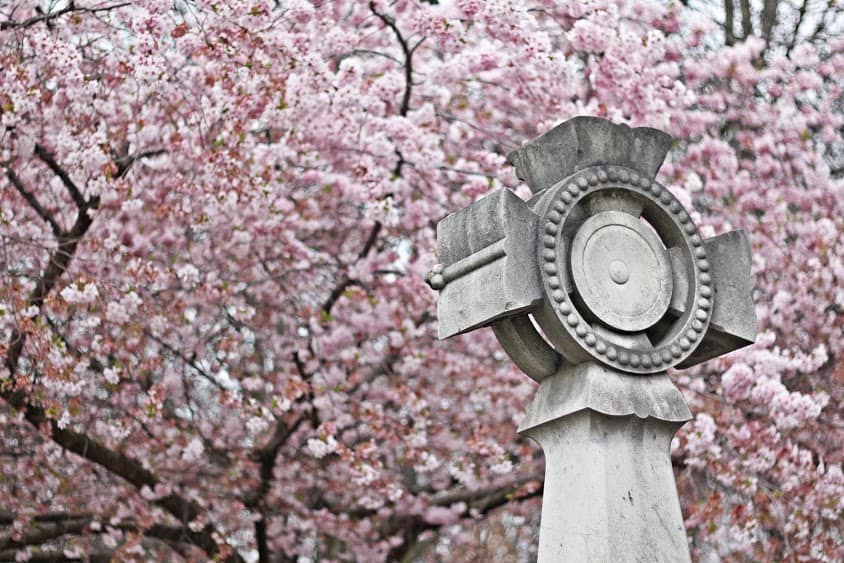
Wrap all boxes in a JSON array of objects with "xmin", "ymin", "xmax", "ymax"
[{"xmin": 519, "ymin": 362, "xmax": 692, "ymax": 562}]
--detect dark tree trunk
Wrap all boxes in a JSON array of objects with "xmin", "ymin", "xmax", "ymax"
[{"xmin": 725, "ymin": 0, "xmax": 736, "ymax": 45}]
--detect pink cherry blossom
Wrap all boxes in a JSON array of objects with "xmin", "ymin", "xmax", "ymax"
[{"xmin": 0, "ymin": 1, "xmax": 841, "ymax": 561}]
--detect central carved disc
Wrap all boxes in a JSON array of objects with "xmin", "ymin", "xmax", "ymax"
[
  {"xmin": 570, "ymin": 211, "xmax": 673, "ymax": 332},
  {"xmin": 608, "ymin": 260, "xmax": 629, "ymax": 284}
]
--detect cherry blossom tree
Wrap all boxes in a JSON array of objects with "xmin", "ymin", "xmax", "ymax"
[{"xmin": 1, "ymin": 1, "xmax": 841, "ymax": 561}]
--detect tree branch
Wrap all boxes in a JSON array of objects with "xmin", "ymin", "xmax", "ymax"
[
  {"xmin": 0, "ymin": 516, "xmax": 90, "ymax": 551},
  {"xmin": 144, "ymin": 329, "xmax": 228, "ymax": 390},
  {"xmin": 4, "ymin": 143, "xmax": 99, "ymax": 382},
  {"xmin": 321, "ymin": 221, "xmax": 381, "ymax": 315},
  {"xmin": 786, "ymin": 0, "xmax": 808, "ymax": 55},
  {"xmin": 724, "ymin": 0, "xmax": 735, "ymax": 45},
  {"xmin": 321, "ymin": 278, "xmax": 362, "ymax": 316},
  {"xmin": 0, "ymin": 512, "xmax": 196, "ymax": 560},
  {"xmin": 0, "ymin": 512, "xmax": 92, "ymax": 526},
  {"xmin": 246, "ymin": 415, "xmax": 304, "ymax": 563},
  {"xmin": 4, "ymin": 165, "xmax": 64, "ymax": 236},
  {"xmin": 739, "ymin": 0, "xmax": 752, "ymax": 38},
  {"xmin": 761, "ymin": 0, "xmax": 779, "ymax": 48},
  {"xmin": 359, "ymin": 219, "xmax": 382, "ymax": 259},
  {"xmin": 429, "ymin": 477, "xmax": 539, "ymax": 509},
  {"xmin": 321, "ymin": 6, "xmax": 413, "ymax": 317},
  {"xmin": 6, "ymin": 401, "xmax": 241, "ymax": 561},
  {"xmin": 33, "ymin": 144, "xmax": 89, "ymax": 211},
  {"xmin": 0, "ymin": 2, "xmax": 131, "ymax": 30},
  {"xmin": 3, "ymin": 190, "xmax": 95, "ymax": 392},
  {"xmin": 808, "ymin": 1, "xmax": 836, "ymax": 43},
  {"xmin": 369, "ymin": 2, "xmax": 422, "ymax": 117},
  {"xmin": 384, "ymin": 478, "xmax": 543, "ymax": 561},
  {"xmin": 113, "ymin": 147, "xmax": 167, "ymax": 180},
  {"xmin": 1, "ymin": 147, "xmax": 241, "ymax": 562},
  {"xmin": 0, "ymin": 547, "xmax": 113, "ymax": 562}
]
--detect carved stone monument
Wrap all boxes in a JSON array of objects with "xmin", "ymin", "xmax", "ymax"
[{"xmin": 427, "ymin": 117, "xmax": 756, "ymax": 561}]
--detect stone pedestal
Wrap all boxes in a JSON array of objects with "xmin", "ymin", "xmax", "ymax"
[{"xmin": 519, "ymin": 362, "xmax": 692, "ymax": 562}]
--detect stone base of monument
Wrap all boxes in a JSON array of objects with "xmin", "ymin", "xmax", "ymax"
[{"xmin": 519, "ymin": 362, "xmax": 692, "ymax": 563}]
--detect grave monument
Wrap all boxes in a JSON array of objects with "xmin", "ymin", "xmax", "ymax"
[{"xmin": 427, "ymin": 117, "xmax": 757, "ymax": 561}]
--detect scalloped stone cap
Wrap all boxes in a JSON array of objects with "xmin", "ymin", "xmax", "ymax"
[
  {"xmin": 518, "ymin": 361, "xmax": 692, "ymax": 434},
  {"xmin": 507, "ymin": 116, "xmax": 673, "ymax": 194}
]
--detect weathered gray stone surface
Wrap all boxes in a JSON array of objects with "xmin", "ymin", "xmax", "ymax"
[
  {"xmin": 431, "ymin": 188, "xmax": 542, "ymax": 339},
  {"xmin": 506, "ymin": 116, "xmax": 673, "ymax": 194},
  {"xmin": 678, "ymin": 228, "xmax": 757, "ymax": 367},
  {"xmin": 490, "ymin": 316, "xmax": 560, "ymax": 382},
  {"xmin": 568, "ymin": 210, "xmax": 674, "ymax": 333},
  {"xmin": 428, "ymin": 116, "xmax": 758, "ymax": 562},
  {"xmin": 523, "ymin": 407, "xmax": 692, "ymax": 563},
  {"xmin": 518, "ymin": 362, "xmax": 691, "ymax": 434}
]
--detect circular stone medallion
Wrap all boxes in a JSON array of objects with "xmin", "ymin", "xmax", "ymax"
[{"xmin": 569, "ymin": 210, "xmax": 673, "ymax": 332}]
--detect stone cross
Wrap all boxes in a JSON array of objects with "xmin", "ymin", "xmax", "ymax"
[{"xmin": 427, "ymin": 117, "xmax": 757, "ymax": 562}]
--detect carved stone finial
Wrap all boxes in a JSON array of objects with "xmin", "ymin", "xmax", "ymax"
[
  {"xmin": 424, "ymin": 264, "xmax": 445, "ymax": 290},
  {"xmin": 506, "ymin": 116, "xmax": 673, "ymax": 194}
]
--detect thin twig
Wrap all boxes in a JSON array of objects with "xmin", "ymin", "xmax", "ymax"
[
  {"xmin": 115, "ymin": 148, "xmax": 167, "ymax": 179},
  {"xmin": 246, "ymin": 416, "xmax": 304, "ymax": 563},
  {"xmin": 33, "ymin": 144, "xmax": 87, "ymax": 211},
  {"xmin": 321, "ymin": 222, "xmax": 381, "ymax": 315},
  {"xmin": 786, "ymin": 0, "xmax": 808, "ymax": 55},
  {"xmin": 0, "ymin": 2, "xmax": 131, "ymax": 30},
  {"xmin": 369, "ymin": 2, "xmax": 423, "ymax": 117},
  {"xmin": 4, "ymin": 165, "xmax": 64, "ymax": 236}
]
